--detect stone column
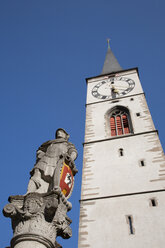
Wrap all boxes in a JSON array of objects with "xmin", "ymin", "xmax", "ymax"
[{"xmin": 3, "ymin": 129, "xmax": 78, "ymax": 248}]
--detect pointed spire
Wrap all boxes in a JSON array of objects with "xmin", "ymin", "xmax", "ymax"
[{"xmin": 101, "ymin": 39, "xmax": 122, "ymax": 75}]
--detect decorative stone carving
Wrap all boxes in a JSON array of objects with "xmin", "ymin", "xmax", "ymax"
[{"xmin": 3, "ymin": 129, "xmax": 78, "ymax": 248}]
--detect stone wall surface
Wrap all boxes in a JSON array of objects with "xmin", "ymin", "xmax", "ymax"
[
  {"xmin": 79, "ymin": 191, "xmax": 165, "ymax": 248},
  {"xmin": 81, "ymin": 132, "xmax": 165, "ymax": 200}
]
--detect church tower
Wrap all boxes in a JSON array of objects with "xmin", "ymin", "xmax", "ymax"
[{"xmin": 78, "ymin": 43, "xmax": 165, "ymax": 247}]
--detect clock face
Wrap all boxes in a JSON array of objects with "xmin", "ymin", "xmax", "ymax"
[{"xmin": 91, "ymin": 77, "xmax": 135, "ymax": 99}]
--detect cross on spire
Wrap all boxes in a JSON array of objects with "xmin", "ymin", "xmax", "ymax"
[{"xmin": 107, "ymin": 38, "xmax": 110, "ymax": 49}]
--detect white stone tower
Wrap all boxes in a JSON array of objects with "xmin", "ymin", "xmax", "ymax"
[{"xmin": 78, "ymin": 43, "xmax": 165, "ymax": 247}]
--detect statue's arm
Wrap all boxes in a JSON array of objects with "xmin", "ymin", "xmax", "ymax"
[
  {"xmin": 39, "ymin": 140, "xmax": 52, "ymax": 152},
  {"xmin": 36, "ymin": 140, "xmax": 52, "ymax": 161},
  {"xmin": 68, "ymin": 144, "xmax": 78, "ymax": 161},
  {"xmin": 27, "ymin": 168, "xmax": 42, "ymax": 193}
]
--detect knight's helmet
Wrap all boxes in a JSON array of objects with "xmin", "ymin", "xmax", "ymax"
[{"xmin": 55, "ymin": 128, "xmax": 70, "ymax": 141}]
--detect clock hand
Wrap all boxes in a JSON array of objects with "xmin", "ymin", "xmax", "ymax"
[
  {"xmin": 115, "ymin": 86, "xmax": 128, "ymax": 89},
  {"xmin": 112, "ymin": 86, "xmax": 119, "ymax": 94}
]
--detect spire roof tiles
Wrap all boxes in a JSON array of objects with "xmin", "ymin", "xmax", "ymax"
[{"xmin": 101, "ymin": 44, "xmax": 122, "ymax": 75}]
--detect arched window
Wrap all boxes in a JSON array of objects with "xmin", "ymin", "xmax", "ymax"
[{"xmin": 110, "ymin": 107, "xmax": 132, "ymax": 137}]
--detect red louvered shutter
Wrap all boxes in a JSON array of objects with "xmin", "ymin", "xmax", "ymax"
[
  {"xmin": 110, "ymin": 116, "xmax": 116, "ymax": 136},
  {"xmin": 122, "ymin": 114, "xmax": 130, "ymax": 134},
  {"xmin": 116, "ymin": 115, "xmax": 123, "ymax": 135}
]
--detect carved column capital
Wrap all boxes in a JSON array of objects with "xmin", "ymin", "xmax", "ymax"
[{"xmin": 3, "ymin": 189, "xmax": 72, "ymax": 248}]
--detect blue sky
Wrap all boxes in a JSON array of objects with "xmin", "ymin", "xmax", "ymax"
[{"xmin": 0, "ymin": 0, "xmax": 165, "ymax": 247}]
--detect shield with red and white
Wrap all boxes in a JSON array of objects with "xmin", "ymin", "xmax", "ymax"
[{"xmin": 60, "ymin": 162, "xmax": 74, "ymax": 198}]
